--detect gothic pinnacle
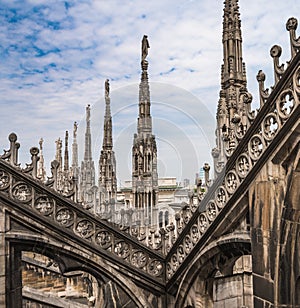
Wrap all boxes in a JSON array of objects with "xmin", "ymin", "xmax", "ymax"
[
  {"xmin": 71, "ymin": 121, "xmax": 79, "ymax": 178},
  {"xmin": 138, "ymin": 35, "xmax": 152, "ymax": 134},
  {"xmin": 103, "ymin": 79, "xmax": 113, "ymax": 149},
  {"xmin": 222, "ymin": 0, "xmax": 246, "ymax": 87},
  {"xmin": 98, "ymin": 78, "xmax": 117, "ymax": 209},
  {"xmin": 64, "ymin": 131, "xmax": 69, "ymax": 171},
  {"xmin": 84, "ymin": 104, "xmax": 92, "ymax": 162}
]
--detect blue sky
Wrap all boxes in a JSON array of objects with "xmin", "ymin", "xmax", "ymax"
[{"xmin": 0, "ymin": 0, "xmax": 299, "ymax": 185}]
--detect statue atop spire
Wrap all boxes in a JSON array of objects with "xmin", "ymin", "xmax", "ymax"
[
  {"xmin": 132, "ymin": 36, "xmax": 158, "ymax": 218},
  {"xmin": 84, "ymin": 104, "xmax": 92, "ymax": 161},
  {"xmin": 141, "ymin": 35, "xmax": 150, "ymax": 63},
  {"xmin": 105, "ymin": 79, "xmax": 110, "ymax": 98},
  {"xmin": 98, "ymin": 79, "xmax": 117, "ymax": 215},
  {"xmin": 73, "ymin": 121, "xmax": 78, "ymax": 139},
  {"xmin": 103, "ymin": 79, "xmax": 112, "ymax": 149}
]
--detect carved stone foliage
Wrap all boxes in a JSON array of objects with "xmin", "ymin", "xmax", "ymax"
[
  {"xmin": 56, "ymin": 208, "xmax": 74, "ymax": 227},
  {"xmin": 248, "ymin": 135, "xmax": 264, "ymax": 161},
  {"xmin": 12, "ymin": 182, "xmax": 32, "ymax": 203},
  {"xmin": 0, "ymin": 170, "xmax": 10, "ymax": 190},
  {"xmin": 75, "ymin": 220, "xmax": 94, "ymax": 238},
  {"xmin": 215, "ymin": 186, "xmax": 227, "ymax": 209},
  {"xmin": 131, "ymin": 251, "xmax": 147, "ymax": 268},
  {"xmin": 114, "ymin": 241, "xmax": 130, "ymax": 258},
  {"xmin": 236, "ymin": 154, "xmax": 251, "ymax": 178},
  {"xmin": 262, "ymin": 113, "xmax": 279, "ymax": 141},
  {"xmin": 148, "ymin": 259, "xmax": 163, "ymax": 277},
  {"xmin": 34, "ymin": 196, "xmax": 54, "ymax": 216},
  {"xmin": 95, "ymin": 230, "xmax": 112, "ymax": 249}
]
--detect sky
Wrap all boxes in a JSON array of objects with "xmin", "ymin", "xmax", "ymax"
[{"xmin": 0, "ymin": 0, "xmax": 299, "ymax": 187}]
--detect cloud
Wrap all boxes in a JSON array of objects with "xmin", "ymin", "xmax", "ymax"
[{"xmin": 0, "ymin": 0, "xmax": 299, "ymax": 184}]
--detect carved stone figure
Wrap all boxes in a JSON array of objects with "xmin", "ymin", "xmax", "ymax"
[
  {"xmin": 141, "ymin": 35, "xmax": 150, "ymax": 62},
  {"xmin": 73, "ymin": 121, "xmax": 78, "ymax": 139},
  {"xmin": 105, "ymin": 79, "xmax": 110, "ymax": 97}
]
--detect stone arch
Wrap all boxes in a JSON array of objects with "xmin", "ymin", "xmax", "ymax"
[
  {"xmin": 174, "ymin": 234, "xmax": 251, "ymax": 307},
  {"xmin": 6, "ymin": 233, "xmax": 149, "ymax": 308}
]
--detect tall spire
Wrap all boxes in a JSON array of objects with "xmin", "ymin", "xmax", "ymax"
[
  {"xmin": 98, "ymin": 79, "xmax": 117, "ymax": 214},
  {"xmin": 84, "ymin": 105, "xmax": 92, "ymax": 161},
  {"xmin": 221, "ymin": 0, "xmax": 246, "ymax": 88},
  {"xmin": 212, "ymin": 0, "xmax": 252, "ymax": 175},
  {"xmin": 103, "ymin": 79, "xmax": 113, "ymax": 150},
  {"xmin": 64, "ymin": 131, "xmax": 69, "ymax": 172},
  {"xmin": 132, "ymin": 35, "xmax": 158, "ymax": 225},
  {"xmin": 70, "ymin": 122, "xmax": 79, "ymax": 201},
  {"xmin": 55, "ymin": 137, "xmax": 62, "ymax": 168},
  {"xmin": 71, "ymin": 122, "xmax": 79, "ymax": 177},
  {"xmin": 54, "ymin": 137, "xmax": 63, "ymax": 191},
  {"xmin": 138, "ymin": 35, "xmax": 152, "ymax": 135},
  {"xmin": 80, "ymin": 105, "xmax": 96, "ymax": 207}
]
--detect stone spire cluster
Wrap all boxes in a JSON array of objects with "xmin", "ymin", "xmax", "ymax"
[
  {"xmin": 132, "ymin": 35, "xmax": 158, "ymax": 224},
  {"xmin": 212, "ymin": 0, "xmax": 253, "ymax": 174},
  {"xmin": 46, "ymin": 36, "xmax": 159, "ymax": 224},
  {"xmin": 98, "ymin": 79, "xmax": 117, "ymax": 212},
  {"xmin": 53, "ymin": 131, "xmax": 73, "ymax": 195},
  {"xmin": 49, "ymin": 82, "xmax": 118, "ymax": 214}
]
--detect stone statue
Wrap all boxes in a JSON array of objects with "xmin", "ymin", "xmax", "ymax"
[
  {"xmin": 39, "ymin": 138, "xmax": 43, "ymax": 150},
  {"xmin": 73, "ymin": 121, "xmax": 78, "ymax": 139},
  {"xmin": 86, "ymin": 104, "xmax": 90, "ymax": 122},
  {"xmin": 141, "ymin": 35, "xmax": 150, "ymax": 62},
  {"xmin": 105, "ymin": 79, "xmax": 110, "ymax": 97},
  {"xmin": 55, "ymin": 138, "xmax": 62, "ymax": 151}
]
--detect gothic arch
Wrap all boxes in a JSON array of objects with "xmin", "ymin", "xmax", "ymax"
[
  {"xmin": 174, "ymin": 234, "xmax": 251, "ymax": 307},
  {"xmin": 6, "ymin": 233, "xmax": 149, "ymax": 308}
]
